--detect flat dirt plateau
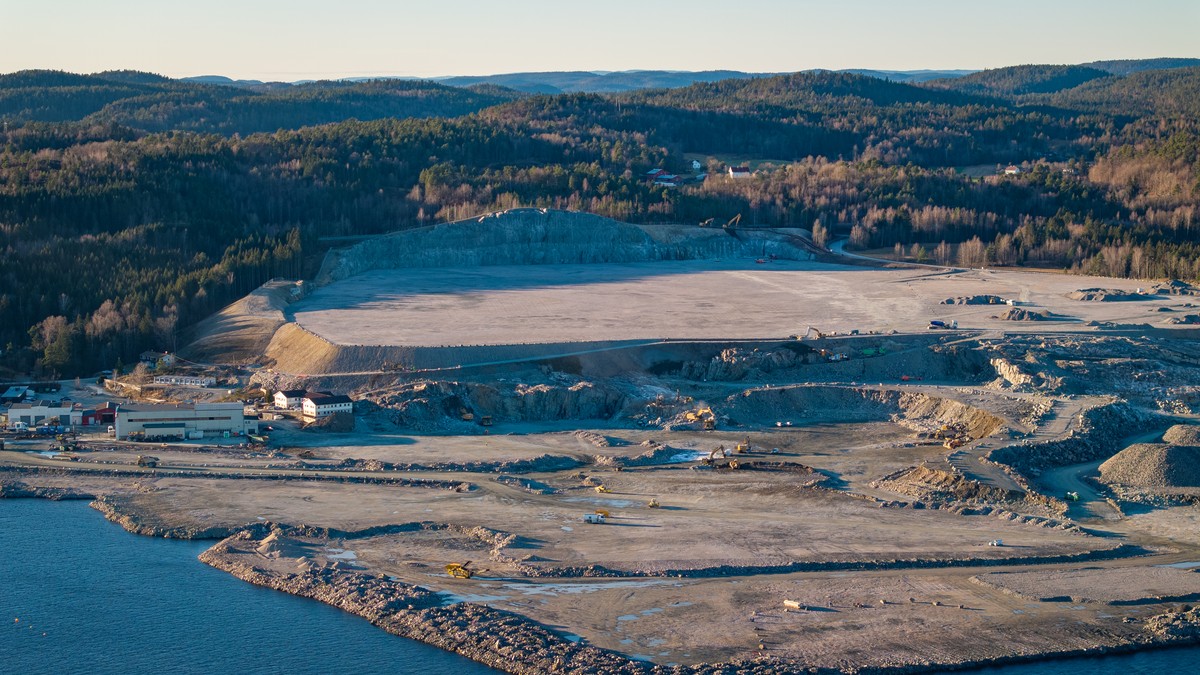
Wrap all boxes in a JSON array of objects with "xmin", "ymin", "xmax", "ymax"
[{"xmin": 10, "ymin": 212, "xmax": 1200, "ymax": 673}]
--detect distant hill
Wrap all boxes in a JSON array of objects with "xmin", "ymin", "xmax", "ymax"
[
  {"xmin": 835, "ymin": 69, "xmax": 975, "ymax": 84},
  {"xmin": 1043, "ymin": 65, "xmax": 1200, "ymax": 116},
  {"xmin": 624, "ymin": 70, "xmax": 986, "ymax": 113},
  {"xmin": 0, "ymin": 70, "xmax": 521, "ymax": 133},
  {"xmin": 925, "ymin": 64, "xmax": 1112, "ymax": 96},
  {"xmin": 436, "ymin": 70, "xmax": 771, "ymax": 94},
  {"xmin": 1083, "ymin": 57, "xmax": 1200, "ymax": 76}
]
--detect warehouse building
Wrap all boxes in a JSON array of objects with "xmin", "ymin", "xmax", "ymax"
[{"xmin": 114, "ymin": 402, "xmax": 257, "ymax": 440}]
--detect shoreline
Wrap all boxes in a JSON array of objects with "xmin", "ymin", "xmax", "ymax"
[{"xmin": 4, "ymin": 488, "xmax": 1199, "ymax": 675}]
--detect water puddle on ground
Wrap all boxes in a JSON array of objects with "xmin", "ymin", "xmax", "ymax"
[{"xmin": 1157, "ymin": 561, "xmax": 1200, "ymax": 569}]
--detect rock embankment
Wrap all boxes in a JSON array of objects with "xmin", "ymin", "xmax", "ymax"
[
  {"xmin": 0, "ymin": 479, "xmax": 94, "ymax": 501},
  {"xmin": 988, "ymin": 401, "xmax": 1153, "ymax": 478}
]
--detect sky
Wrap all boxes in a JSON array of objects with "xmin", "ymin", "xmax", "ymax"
[{"xmin": 4, "ymin": 0, "xmax": 1198, "ymax": 80}]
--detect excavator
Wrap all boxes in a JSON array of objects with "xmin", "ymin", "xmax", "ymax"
[
  {"xmin": 445, "ymin": 561, "xmax": 474, "ymax": 579},
  {"xmin": 724, "ymin": 213, "xmax": 742, "ymax": 229},
  {"xmin": 735, "ymin": 438, "xmax": 751, "ymax": 453},
  {"xmin": 804, "ymin": 326, "xmax": 824, "ymax": 340}
]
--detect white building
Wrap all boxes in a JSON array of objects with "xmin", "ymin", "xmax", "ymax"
[
  {"xmin": 153, "ymin": 375, "xmax": 216, "ymax": 388},
  {"xmin": 274, "ymin": 389, "xmax": 307, "ymax": 410},
  {"xmin": 7, "ymin": 400, "xmax": 73, "ymax": 427},
  {"xmin": 115, "ymin": 402, "xmax": 257, "ymax": 440},
  {"xmin": 728, "ymin": 166, "xmax": 751, "ymax": 179},
  {"xmin": 1004, "ymin": 165, "xmax": 1022, "ymax": 175},
  {"xmin": 302, "ymin": 393, "xmax": 353, "ymax": 419}
]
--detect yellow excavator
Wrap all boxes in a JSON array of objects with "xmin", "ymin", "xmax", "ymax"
[
  {"xmin": 647, "ymin": 499, "xmax": 660, "ymax": 508},
  {"xmin": 595, "ymin": 485, "xmax": 612, "ymax": 494},
  {"xmin": 445, "ymin": 561, "xmax": 474, "ymax": 579},
  {"xmin": 735, "ymin": 438, "xmax": 751, "ymax": 454}
]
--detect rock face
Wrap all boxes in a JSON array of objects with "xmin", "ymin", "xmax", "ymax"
[{"xmin": 1099, "ymin": 443, "xmax": 1200, "ymax": 488}]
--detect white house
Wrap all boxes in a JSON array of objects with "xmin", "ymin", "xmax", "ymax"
[
  {"xmin": 274, "ymin": 389, "xmax": 307, "ymax": 410},
  {"xmin": 1004, "ymin": 165, "xmax": 1022, "ymax": 175},
  {"xmin": 728, "ymin": 166, "xmax": 751, "ymax": 179},
  {"xmin": 691, "ymin": 159, "xmax": 703, "ymax": 171},
  {"xmin": 139, "ymin": 351, "xmax": 177, "ymax": 369},
  {"xmin": 302, "ymin": 393, "xmax": 353, "ymax": 419}
]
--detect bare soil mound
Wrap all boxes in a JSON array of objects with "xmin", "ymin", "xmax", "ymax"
[
  {"xmin": 1164, "ymin": 314, "xmax": 1200, "ymax": 325},
  {"xmin": 301, "ymin": 411, "xmax": 355, "ymax": 433},
  {"xmin": 1099, "ymin": 443, "xmax": 1200, "ymax": 488},
  {"xmin": 1162, "ymin": 424, "xmax": 1200, "ymax": 446},
  {"xmin": 1067, "ymin": 288, "xmax": 1143, "ymax": 302},
  {"xmin": 181, "ymin": 280, "xmax": 300, "ymax": 362}
]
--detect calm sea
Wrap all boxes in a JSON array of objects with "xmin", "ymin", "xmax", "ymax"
[
  {"xmin": 0, "ymin": 499, "xmax": 495, "ymax": 675},
  {"xmin": 2, "ymin": 499, "xmax": 1197, "ymax": 674}
]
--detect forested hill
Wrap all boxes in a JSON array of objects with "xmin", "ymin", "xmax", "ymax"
[
  {"xmin": 925, "ymin": 64, "xmax": 1112, "ymax": 96},
  {"xmin": 0, "ymin": 70, "xmax": 522, "ymax": 133},
  {"xmin": 1, "ymin": 61, "xmax": 1199, "ymax": 378}
]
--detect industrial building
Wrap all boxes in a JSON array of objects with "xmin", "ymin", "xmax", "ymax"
[
  {"xmin": 114, "ymin": 402, "xmax": 257, "ymax": 440},
  {"xmin": 302, "ymin": 393, "xmax": 353, "ymax": 419},
  {"xmin": 153, "ymin": 375, "xmax": 216, "ymax": 387}
]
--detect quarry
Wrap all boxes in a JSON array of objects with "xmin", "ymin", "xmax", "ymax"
[{"xmin": 7, "ymin": 208, "xmax": 1200, "ymax": 673}]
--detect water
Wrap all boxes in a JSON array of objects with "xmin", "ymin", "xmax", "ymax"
[
  {"xmin": 0, "ymin": 499, "xmax": 496, "ymax": 675},
  {"xmin": 3, "ymin": 500, "xmax": 1199, "ymax": 675}
]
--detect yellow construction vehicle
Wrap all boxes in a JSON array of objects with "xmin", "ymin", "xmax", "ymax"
[
  {"xmin": 735, "ymin": 438, "xmax": 751, "ymax": 454},
  {"xmin": 724, "ymin": 213, "xmax": 742, "ymax": 229},
  {"xmin": 647, "ymin": 498, "xmax": 660, "ymax": 508},
  {"xmin": 943, "ymin": 437, "xmax": 967, "ymax": 450},
  {"xmin": 594, "ymin": 509, "xmax": 611, "ymax": 518},
  {"xmin": 445, "ymin": 561, "xmax": 473, "ymax": 579},
  {"xmin": 595, "ymin": 485, "xmax": 611, "ymax": 494},
  {"xmin": 804, "ymin": 326, "xmax": 824, "ymax": 340},
  {"xmin": 685, "ymin": 407, "xmax": 717, "ymax": 430},
  {"xmin": 460, "ymin": 408, "xmax": 474, "ymax": 422}
]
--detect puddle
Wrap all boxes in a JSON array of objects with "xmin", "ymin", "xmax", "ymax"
[
  {"xmin": 561, "ymin": 526, "xmax": 573, "ymax": 532},
  {"xmin": 617, "ymin": 614, "xmax": 639, "ymax": 621},
  {"xmin": 324, "ymin": 548, "xmax": 358, "ymax": 561},
  {"xmin": 1158, "ymin": 561, "xmax": 1200, "ymax": 569},
  {"xmin": 667, "ymin": 451, "xmax": 708, "ymax": 463}
]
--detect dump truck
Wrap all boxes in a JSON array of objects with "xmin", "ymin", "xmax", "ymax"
[{"xmin": 928, "ymin": 320, "xmax": 959, "ymax": 330}]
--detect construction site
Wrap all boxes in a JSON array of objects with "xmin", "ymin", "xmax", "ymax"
[{"xmin": 6, "ymin": 208, "xmax": 1200, "ymax": 673}]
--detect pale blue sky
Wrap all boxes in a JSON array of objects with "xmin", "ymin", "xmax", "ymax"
[{"xmin": 4, "ymin": 0, "xmax": 1197, "ymax": 80}]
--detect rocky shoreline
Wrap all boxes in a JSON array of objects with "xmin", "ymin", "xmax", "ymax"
[
  {"xmin": 199, "ymin": 528, "xmax": 1200, "ymax": 675},
  {"xmin": 4, "ymin": 483, "xmax": 1200, "ymax": 673}
]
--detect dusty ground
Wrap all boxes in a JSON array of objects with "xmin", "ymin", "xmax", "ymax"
[{"xmin": 291, "ymin": 260, "xmax": 1178, "ymax": 348}]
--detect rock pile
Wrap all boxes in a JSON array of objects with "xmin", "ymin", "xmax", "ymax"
[
  {"xmin": 1099, "ymin": 443, "xmax": 1200, "ymax": 488},
  {"xmin": 1163, "ymin": 424, "xmax": 1200, "ymax": 446},
  {"xmin": 1067, "ymin": 288, "xmax": 1143, "ymax": 302},
  {"xmin": 997, "ymin": 308, "xmax": 1052, "ymax": 321},
  {"xmin": 942, "ymin": 295, "xmax": 1006, "ymax": 305}
]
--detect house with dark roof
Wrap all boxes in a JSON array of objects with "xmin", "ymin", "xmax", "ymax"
[{"xmin": 302, "ymin": 393, "xmax": 353, "ymax": 419}]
